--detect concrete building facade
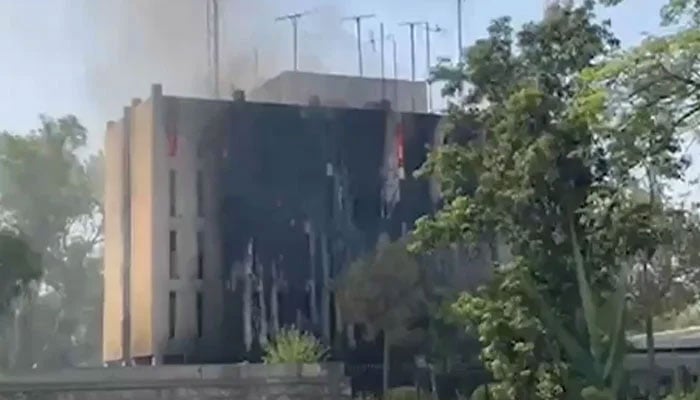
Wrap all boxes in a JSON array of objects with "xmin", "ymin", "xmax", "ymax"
[
  {"xmin": 249, "ymin": 71, "xmax": 428, "ymax": 113},
  {"xmin": 102, "ymin": 83, "xmax": 490, "ymax": 365},
  {"xmin": 103, "ymin": 85, "xmax": 229, "ymax": 364}
]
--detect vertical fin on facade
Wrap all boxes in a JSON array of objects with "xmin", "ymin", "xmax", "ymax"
[
  {"xmin": 270, "ymin": 262, "xmax": 281, "ymax": 336},
  {"xmin": 256, "ymin": 259, "xmax": 268, "ymax": 346},
  {"xmin": 305, "ymin": 220, "xmax": 319, "ymax": 326},
  {"xmin": 122, "ymin": 105, "xmax": 132, "ymax": 364},
  {"xmin": 243, "ymin": 239, "xmax": 254, "ymax": 352},
  {"xmin": 102, "ymin": 119, "xmax": 122, "ymax": 363},
  {"xmin": 381, "ymin": 111, "xmax": 403, "ymax": 219},
  {"xmin": 320, "ymin": 231, "xmax": 331, "ymax": 343},
  {"xmin": 166, "ymin": 98, "xmax": 179, "ymax": 157},
  {"xmin": 396, "ymin": 118, "xmax": 405, "ymax": 180}
]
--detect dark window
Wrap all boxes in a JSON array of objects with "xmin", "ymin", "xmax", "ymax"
[
  {"xmin": 196, "ymin": 292, "xmax": 203, "ymax": 338},
  {"xmin": 169, "ymin": 230, "xmax": 177, "ymax": 279},
  {"xmin": 168, "ymin": 291, "xmax": 176, "ymax": 339},
  {"xmin": 197, "ymin": 231, "xmax": 204, "ymax": 279},
  {"xmin": 196, "ymin": 170, "xmax": 204, "ymax": 217},
  {"xmin": 169, "ymin": 169, "xmax": 176, "ymax": 217}
]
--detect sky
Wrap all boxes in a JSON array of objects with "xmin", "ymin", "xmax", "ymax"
[{"xmin": 1, "ymin": 0, "xmax": 695, "ymax": 198}]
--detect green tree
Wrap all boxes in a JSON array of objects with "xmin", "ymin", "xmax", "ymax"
[
  {"xmin": 573, "ymin": 2, "xmax": 700, "ymax": 395},
  {"xmin": 628, "ymin": 209, "xmax": 700, "ymax": 332},
  {"xmin": 0, "ymin": 115, "xmax": 103, "ymax": 369},
  {"xmin": 0, "ymin": 231, "xmax": 41, "ymax": 314},
  {"xmin": 451, "ymin": 268, "xmax": 569, "ymax": 400},
  {"xmin": 581, "ymin": 0, "xmax": 700, "ymax": 145},
  {"xmin": 336, "ymin": 237, "xmax": 426, "ymax": 394},
  {"xmin": 413, "ymin": 1, "xmax": 692, "ymax": 398}
]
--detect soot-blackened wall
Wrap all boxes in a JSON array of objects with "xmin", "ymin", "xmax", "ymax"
[{"xmin": 204, "ymin": 101, "xmax": 441, "ymax": 362}]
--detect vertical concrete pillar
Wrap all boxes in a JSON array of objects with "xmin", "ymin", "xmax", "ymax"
[
  {"xmin": 122, "ymin": 105, "xmax": 132, "ymax": 363},
  {"xmin": 103, "ymin": 118, "xmax": 127, "ymax": 363},
  {"xmin": 150, "ymin": 83, "xmax": 166, "ymax": 364}
]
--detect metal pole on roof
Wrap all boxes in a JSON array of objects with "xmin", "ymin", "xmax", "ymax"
[
  {"xmin": 293, "ymin": 18, "xmax": 298, "ymax": 70},
  {"xmin": 380, "ymin": 23, "xmax": 386, "ymax": 100},
  {"xmin": 276, "ymin": 11, "xmax": 310, "ymax": 71},
  {"xmin": 254, "ymin": 48, "xmax": 260, "ymax": 84},
  {"xmin": 213, "ymin": 0, "xmax": 219, "ymax": 97},
  {"xmin": 343, "ymin": 14, "xmax": 376, "ymax": 77},
  {"xmin": 380, "ymin": 23, "xmax": 385, "ymax": 80},
  {"xmin": 206, "ymin": 0, "xmax": 221, "ymax": 98},
  {"xmin": 384, "ymin": 34, "xmax": 397, "ymax": 107},
  {"xmin": 391, "ymin": 36, "xmax": 397, "ymax": 80},
  {"xmin": 399, "ymin": 21, "xmax": 421, "ymax": 81},
  {"xmin": 424, "ymin": 23, "xmax": 444, "ymax": 112},
  {"xmin": 457, "ymin": 0, "xmax": 464, "ymax": 61}
]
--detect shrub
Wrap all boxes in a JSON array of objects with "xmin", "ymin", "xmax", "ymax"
[
  {"xmin": 262, "ymin": 327, "xmax": 328, "ymax": 364},
  {"xmin": 385, "ymin": 386, "xmax": 419, "ymax": 400}
]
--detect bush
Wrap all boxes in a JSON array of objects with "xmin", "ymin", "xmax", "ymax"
[
  {"xmin": 451, "ymin": 268, "xmax": 567, "ymax": 400},
  {"xmin": 385, "ymin": 386, "xmax": 419, "ymax": 400},
  {"xmin": 262, "ymin": 327, "xmax": 328, "ymax": 364}
]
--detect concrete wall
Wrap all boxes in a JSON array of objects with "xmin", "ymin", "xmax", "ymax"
[
  {"xmin": 0, "ymin": 363, "xmax": 351, "ymax": 400},
  {"xmin": 103, "ymin": 85, "xmax": 234, "ymax": 363},
  {"xmin": 161, "ymin": 96, "xmax": 229, "ymax": 361},
  {"xmin": 249, "ymin": 71, "xmax": 428, "ymax": 113},
  {"xmin": 103, "ymin": 118, "xmax": 127, "ymax": 362},
  {"xmin": 129, "ymin": 95, "xmax": 158, "ymax": 359}
]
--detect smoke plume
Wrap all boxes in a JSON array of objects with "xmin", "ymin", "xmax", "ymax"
[{"xmin": 75, "ymin": 0, "xmax": 358, "ymax": 120}]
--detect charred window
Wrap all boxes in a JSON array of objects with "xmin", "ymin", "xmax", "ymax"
[
  {"xmin": 196, "ymin": 170, "xmax": 204, "ymax": 217},
  {"xmin": 196, "ymin": 292, "xmax": 203, "ymax": 338},
  {"xmin": 168, "ymin": 291, "xmax": 177, "ymax": 339},
  {"xmin": 197, "ymin": 231, "xmax": 204, "ymax": 279},
  {"xmin": 169, "ymin": 169, "xmax": 176, "ymax": 217},
  {"xmin": 169, "ymin": 230, "xmax": 177, "ymax": 279}
]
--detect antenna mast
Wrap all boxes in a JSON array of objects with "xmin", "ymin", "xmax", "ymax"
[
  {"xmin": 206, "ymin": 0, "xmax": 221, "ymax": 98},
  {"xmin": 342, "ymin": 14, "xmax": 376, "ymax": 76},
  {"xmin": 457, "ymin": 0, "xmax": 464, "ymax": 61},
  {"xmin": 424, "ymin": 23, "xmax": 444, "ymax": 112},
  {"xmin": 276, "ymin": 11, "xmax": 309, "ymax": 71},
  {"xmin": 399, "ymin": 21, "xmax": 421, "ymax": 81}
]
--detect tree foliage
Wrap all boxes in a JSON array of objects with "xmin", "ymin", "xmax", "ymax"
[
  {"xmin": 337, "ymin": 238, "xmax": 426, "ymax": 343},
  {"xmin": 0, "ymin": 115, "xmax": 103, "ymax": 369},
  {"xmin": 452, "ymin": 268, "xmax": 568, "ymax": 400},
  {"xmin": 0, "ymin": 231, "xmax": 41, "ymax": 314},
  {"xmin": 414, "ymin": 1, "xmax": 697, "ymax": 398},
  {"xmin": 336, "ymin": 237, "xmax": 427, "ymax": 392}
]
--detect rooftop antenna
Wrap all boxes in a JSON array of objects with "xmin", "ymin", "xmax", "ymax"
[
  {"xmin": 377, "ymin": 23, "xmax": 398, "ymax": 103},
  {"xmin": 276, "ymin": 11, "xmax": 310, "ymax": 71},
  {"xmin": 424, "ymin": 23, "xmax": 446, "ymax": 111},
  {"xmin": 384, "ymin": 31, "xmax": 399, "ymax": 107},
  {"xmin": 399, "ymin": 21, "xmax": 422, "ymax": 81},
  {"xmin": 254, "ymin": 47, "xmax": 260, "ymax": 84},
  {"xmin": 342, "ymin": 14, "xmax": 376, "ymax": 76},
  {"xmin": 456, "ymin": 0, "xmax": 464, "ymax": 62},
  {"xmin": 384, "ymin": 33, "xmax": 398, "ymax": 80},
  {"xmin": 206, "ymin": 0, "xmax": 221, "ymax": 98}
]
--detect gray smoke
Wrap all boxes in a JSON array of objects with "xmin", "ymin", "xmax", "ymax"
[{"xmin": 74, "ymin": 0, "xmax": 358, "ymax": 119}]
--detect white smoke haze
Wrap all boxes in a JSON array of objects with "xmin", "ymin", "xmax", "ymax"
[
  {"xmin": 73, "ymin": 0, "xmax": 359, "ymax": 120},
  {"xmin": 0, "ymin": 0, "xmax": 371, "ymax": 369}
]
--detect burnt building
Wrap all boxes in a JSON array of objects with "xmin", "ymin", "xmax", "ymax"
[{"xmin": 101, "ymin": 83, "xmax": 488, "ymax": 365}]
